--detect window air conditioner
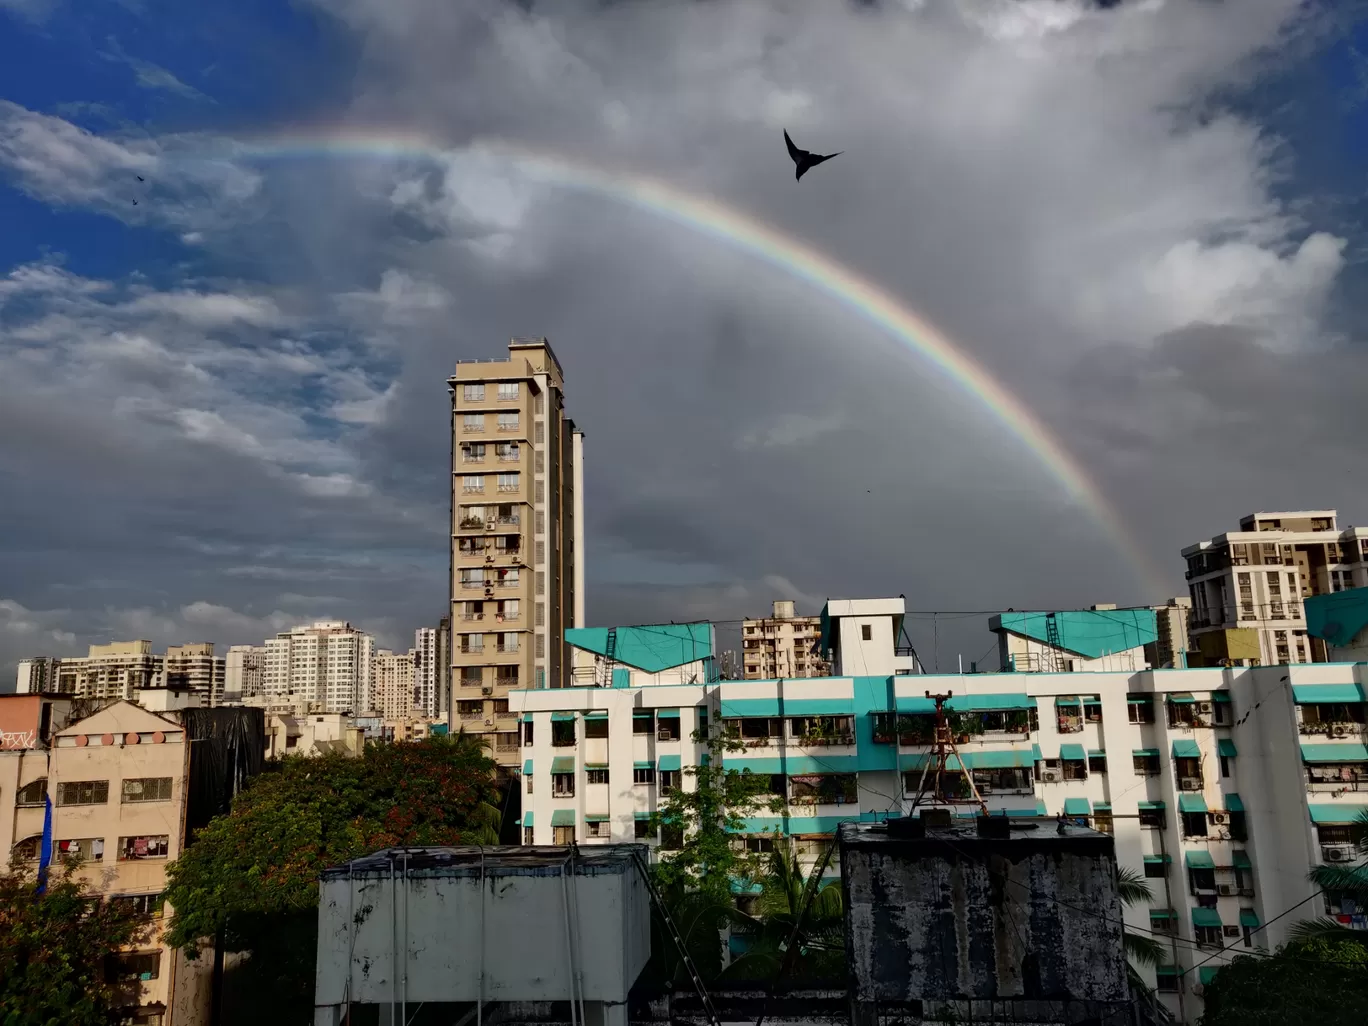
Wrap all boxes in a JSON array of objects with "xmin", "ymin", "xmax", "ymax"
[
  {"xmin": 657, "ymin": 729, "xmax": 674, "ymax": 741},
  {"xmin": 1039, "ymin": 769, "xmax": 1061, "ymax": 783},
  {"xmin": 1324, "ymin": 844, "xmax": 1356, "ymax": 862},
  {"xmin": 1217, "ymin": 884, "xmax": 1236, "ymax": 897},
  {"xmin": 1215, "ymin": 828, "xmax": 1231, "ymax": 840},
  {"xmin": 482, "ymin": 686, "xmax": 493, "ymax": 695},
  {"xmin": 484, "ymin": 718, "xmax": 494, "ymax": 727},
  {"xmin": 1209, "ymin": 812, "xmax": 1229, "ymax": 825},
  {"xmin": 1197, "ymin": 702, "xmax": 1213, "ymax": 714},
  {"xmin": 1181, "ymin": 777, "xmax": 1202, "ymax": 790}
]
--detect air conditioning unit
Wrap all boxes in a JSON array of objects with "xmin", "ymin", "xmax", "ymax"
[
  {"xmin": 1040, "ymin": 769, "xmax": 1061, "ymax": 783},
  {"xmin": 1209, "ymin": 812, "xmax": 1229, "ymax": 825},
  {"xmin": 1223, "ymin": 925, "xmax": 1241, "ymax": 938},
  {"xmin": 1197, "ymin": 701, "xmax": 1213, "ymax": 714},
  {"xmin": 486, "ymin": 555, "xmax": 495, "ymax": 562},
  {"xmin": 657, "ymin": 729, "xmax": 674, "ymax": 741},
  {"xmin": 1217, "ymin": 883, "xmax": 1236, "ymax": 897},
  {"xmin": 1323, "ymin": 843, "xmax": 1357, "ymax": 862},
  {"xmin": 1332, "ymin": 724, "xmax": 1349, "ymax": 738},
  {"xmin": 1181, "ymin": 778, "xmax": 1202, "ymax": 791},
  {"xmin": 481, "ymin": 686, "xmax": 493, "ymax": 696},
  {"xmin": 484, "ymin": 718, "xmax": 494, "ymax": 727},
  {"xmin": 485, "ymin": 588, "xmax": 495, "ymax": 597}
]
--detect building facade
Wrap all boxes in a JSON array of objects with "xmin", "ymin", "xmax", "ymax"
[
  {"xmin": 742, "ymin": 600, "xmax": 830, "ymax": 679},
  {"xmin": 15, "ymin": 656, "xmax": 61, "ymax": 694},
  {"xmin": 1184, "ymin": 510, "xmax": 1368, "ymax": 667},
  {"xmin": 54, "ymin": 641, "xmax": 163, "ymax": 701},
  {"xmin": 414, "ymin": 624, "xmax": 449, "ymax": 720},
  {"xmin": 261, "ymin": 621, "xmax": 374, "ymax": 714},
  {"xmin": 223, "ymin": 645, "xmax": 265, "ymax": 704},
  {"xmin": 1, "ymin": 697, "xmax": 211, "ymax": 1025},
  {"xmin": 513, "ymin": 598, "xmax": 1368, "ymax": 1024},
  {"xmin": 448, "ymin": 338, "xmax": 585, "ymax": 768},
  {"xmin": 162, "ymin": 644, "xmax": 225, "ymax": 706},
  {"xmin": 992, "ymin": 607, "xmax": 1158, "ymax": 673},
  {"xmin": 371, "ymin": 649, "xmax": 417, "ymax": 721}
]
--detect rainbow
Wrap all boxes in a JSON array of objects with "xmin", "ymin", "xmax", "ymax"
[{"xmin": 230, "ymin": 129, "xmax": 1165, "ymax": 595}]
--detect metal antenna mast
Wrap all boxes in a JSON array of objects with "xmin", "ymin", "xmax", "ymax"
[{"xmin": 906, "ymin": 691, "xmax": 988, "ymax": 816}]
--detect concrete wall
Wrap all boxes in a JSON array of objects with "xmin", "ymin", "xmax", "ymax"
[{"xmin": 314, "ymin": 848, "xmax": 650, "ymax": 1007}]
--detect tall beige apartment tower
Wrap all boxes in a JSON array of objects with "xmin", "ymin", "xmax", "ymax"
[
  {"xmin": 742, "ymin": 600, "xmax": 830, "ymax": 679},
  {"xmin": 448, "ymin": 338, "xmax": 585, "ymax": 767}
]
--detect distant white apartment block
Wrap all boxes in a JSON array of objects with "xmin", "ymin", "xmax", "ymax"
[
  {"xmin": 54, "ymin": 642, "xmax": 162, "ymax": 702},
  {"xmin": 372, "ymin": 649, "xmax": 417, "ymax": 721},
  {"xmin": 414, "ymin": 625, "xmax": 448, "ymax": 719},
  {"xmin": 513, "ymin": 597, "xmax": 1368, "ymax": 1023},
  {"xmin": 162, "ymin": 643, "xmax": 225, "ymax": 706},
  {"xmin": 15, "ymin": 656, "xmax": 61, "ymax": 694},
  {"xmin": 262, "ymin": 621, "xmax": 374, "ymax": 714},
  {"xmin": 224, "ymin": 645, "xmax": 265, "ymax": 704}
]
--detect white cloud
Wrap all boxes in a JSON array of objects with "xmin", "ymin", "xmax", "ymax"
[
  {"xmin": 101, "ymin": 38, "xmax": 212, "ymax": 102},
  {"xmin": 122, "ymin": 290, "xmax": 284, "ymax": 327},
  {"xmin": 737, "ymin": 412, "xmax": 845, "ymax": 451}
]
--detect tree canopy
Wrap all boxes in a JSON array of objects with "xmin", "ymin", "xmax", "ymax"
[
  {"xmin": 1199, "ymin": 935, "xmax": 1368, "ymax": 1026},
  {"xmin": 164, "ymin": 734, "xmax": 501, "ymax": 1023},
  {"xmin": 0, "ymin": 859, "xmax": 152, "ymax": 1026}
]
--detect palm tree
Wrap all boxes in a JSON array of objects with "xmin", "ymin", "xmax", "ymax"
[
  {"xmin": 1117, "ymin": 866, "xmax": 1167, "ymax": 971},
  {"xmin": 1294, "ymin": 808, "xmax": 1368, "ymax": 941},
  {"xmin": 722, "ymin": 847, "xmax": 845, "ymax": 984}
]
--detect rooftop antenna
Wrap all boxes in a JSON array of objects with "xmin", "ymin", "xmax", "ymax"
[{"xmin": 906, "ymin": 691, "xmax": 988, "ymax": 817}]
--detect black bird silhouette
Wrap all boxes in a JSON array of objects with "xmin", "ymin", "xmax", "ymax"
[
  {"xmin": 132, "ymin": 199, "xmax": 138, "ymax": 206},
  {"xmin": 136, "ymin": 176, "xmax": 144, "ymax": 182},
  {"xmin": 784, "ymin": 129, "xmax": 841, "ymax": 181}
]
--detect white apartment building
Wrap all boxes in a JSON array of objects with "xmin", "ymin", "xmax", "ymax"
[
  {"xmin": 742, "ymin": 600, "xmax": 830, "ymax": 679},
  {"xmin": 162, "ymin": 644, "xmax": 225, "ymax": 706},
  {"xmin": 371, "ymin": 649, "xmax": 417, "ymax": 721},
  {"xmin": 1184, "ymin": 509, "xmax": 1368, "ymax": 666},
  {"xmin": 16, "ymin": 656, "xmax": 61, "ymax": 694},
  {"xmin": 262, "ymin": 621, "xmax": 374, "ymax": 714},
  {"xmin": 513, "ymin": 599, "xmax": 1368, "ymax": 1024},
  {"xmin": 223, "ymin": 645, "xmax": 265, "ymax": 704},
  {"xmin": 52, "ymin": 641, "xmax": 163, "ymax": 701},
  {"xmin": 414, "ymin": 625, "xmax": 448, "ymax": 720}
]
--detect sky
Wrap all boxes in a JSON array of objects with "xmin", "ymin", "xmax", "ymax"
[{"xmin": 2, "ymin": 0, "xmax": 1367, "ymax": 684}]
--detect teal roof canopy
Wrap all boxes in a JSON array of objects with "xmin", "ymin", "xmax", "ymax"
[
  {"xmin": 1184, "ymin": 850, "xmax": 1215, "ymax": 869},
  {"xmin": 1198, "ymin": 967, "xmax": 1221, "ymax": 986},
  {"xmin": 523, "ymin": 759, "xmax": 533, "ymax": 775},
  {"xmin": 1225, "ymin": 794, "xmax": 1245, "ymax": 812},
  {"xmin": 550, "ymin": 809, "xmax": 576, "ymax": 826},
  {"xmin": 1178, "ymin": 793, "xmax": 1208, "ymax": 813},
  {"xmin": 523, "ymin": 811, "xmax": 533, "ymax": 826},
  {"xmin": 990, "ymin": 609, "xmax": 1158, "ymax": 658},
  {"xmin": 1060, "ymin": 744, "xmax": 1086, "ymax": 761},
  {"xmin": 1309, "ymin": 803, "xmax": 1368, "ymax": 824},
  {"xmin": 1172, "ymin": 739, "xmax": 1201, "ymax": 759},
  {"xmin": 658, "ymin": 754, "xmax": 682, "ymax": 772},
  {"xmin": 565, "ymin": 622, "xmax": 714, "ymax": 673},
  {"xmin": 1232, "ymin": 850, "xmax": 1252, "ymax": 869},
  {"xmin": 1305, "ymin": 588, "xmax": 1368, "ymax": 648},
  {"xmin": 1218, "ymin": 739, "xmax": 1238, "ymax": 758},
  {"xmin": 1292, "ymin": 683, "xmax": 1368, "ymax": 704},
  {"xmin": 1301, "ymin": 743, "xmax": 1368, "ymax": 764},
  {"xmin": 1192, "ymin": 907, "xmax": 1223, "ymax": 928},
  {"xmin": 551, "ymin": 757, "xmax": 575, "ymax": 773},
  {"xmin": 1063, "ymin": 798, "xmax": 1091, "ymax": 816}
]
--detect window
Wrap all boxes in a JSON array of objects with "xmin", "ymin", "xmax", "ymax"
[
  {"xmin": 56, "ymin": 837, "xmax": 105, "ymax": 862},
  {"xmin": 497, "ymin": 633, "xmax": 518, "ymax": 653},
  {"xmin": 118, "ymin": 835, "xmax": 170, "ymax": 860},
  {"xmin": 1093, "ymin": 809, "xmax": 1113, "ymax": 834},
  {"xmin": 463, "ymin": 383, "xmax": 485, "ymax": 402},
  {"xmin": 463, "ymin": 412, "xmax": 485, "ymax": 432},
  {"xmin": 587, "ymin": 767, "xmax": 610, "ymax": 785},
  {"xmin": 16, "ymin": 778, "xmax": 46, "ymax": 806},
  {"xmin": 57, "ymin": 780, "xmax": 109, "ymax": 806},
  {"xmin": 1181, "ymin": 812, "xmax": 1207, "ymax": 838},
  {"xmin": 458, "ymin": 701, "xmax": 483, "ymax": 719},
  {"xmin": 586, "ymin": 820, "xmax": 610, "ymax": 839},
  {"xmin": 523, "ymin": 827, "xmax": 534, "ymax": 845},
  {"xmin": 498, "ymin": 412, "xmax": 519, "ymax": 432},
  {"xmin": 461, "ymin": 635, "xmax": 484, "ymax": 654},
  {"xmin": 492, "ymin": 699, "xmax": 511, "ymax": 716},
  {"xmin": 553, "ymin": 825, "xmax": 575, "ymax": 845},
  {"xmin": 1143, "ymin": 858, "xmax": 1168, "ymax": 879},
  {"xmin": 496, "ymin": 442, "xmax": 519, "ymax": 461},
  {"xmin": 534, "ymin": 480, "xmax": 544, "ymax": 503},
  {"xmin": 1127, "ymin": 695, "xmax": 1155, "ymax": 724},
  {"xmin": 122, "ymin": 778, "xmax": 173, "ymax": 803},
  {"xmin": 525, "ymin": 773, "xmax": 534, "ymax": 794},
  {"xmin": 496, "ymin": 667, "xmax": 519, "ymax": 687},
  {"xmin": 789, "ymin": 774, "xmax": 858, "ymax": 805},
  {"xmin": 498, "ymin": 382, "xmax": 519, "ymax": 401},
  {"xmin": 113, "ymin": 893, "xmax": 165, "ymax": 918},
  {"xmin": 1149, "ymin": 911, "xmax": 1176, "ymax": 936},
  {"xmin": 660, "ymin": 770, "xmax": 680, "ymax": 793},
  {"xmin": 549, "ymin": 718, "xmax": 576, "ymax": 746},
  {"xmin": 971, "ymin": 768, "xmax": 1032, "ymax": 793},
  {"xmin": 1156, "ymin": 970, "xmax": 1178, "ymax": 993},
  {"xmin": 1133, "ymin": 753, "xmax": 1160, "ymax": 775},
  {"xmin": 634, "ymin": 767, "xmax": 656, "ymax": 785},
  {"xmin": 463, "ymin": 443, "xmax": 486, "ymax": 463},
  {"xmin": 1139, "ymin": 807, "xmax": 1166, "ymax": 829},
  {"xmin": 634, "ymin": 819, "xmax": 654, "ymax": 840},
  {"xmin": 1088, "ymin": 754, "xmax": 1107, "ymax": 774},
  {"xmin": 584, "ymin": 717, "xmax": 609, "ymax": 739},
  {"xmin": 107, "ymin": 951, "xmax": 161, "ymax": 982},
  {"xmin": 661, "ymin": 822, "xmax": 684, "ymax": 850},
  {"xmin": 1220, "ymin": 756, "xmax": 1231, "ymax": 778},
  {"xmin": 861, "ymin": 624, "xmax": 872, "ymax": 641},
  {"xmin": 497, "ymin": 473, "xmax": 519, "ymax": 492},
  {"xmin": 462, "ymin": 475, "xmax": 484, "ymax": 493},
  {"xmin": 552, "ymin": 773, "xmax": 575, "ymax": 797},
  {"xmin": 501, "ymin": 599, "xmax": 520, "ymax": 619},
  {"xmin": 633, "ymin": 713, "xmax": 655, "ymax": 735},
  {"xmin": 657, "ymin": 716, "xmax": 682, "ymax": 741},
  {"xmin": 522, "ymin": 718, "xmax": 534, "ymax": 744},
  {"xmin": 1194, "ymin": 925, "xmax": 1222, "ymax": 947}
]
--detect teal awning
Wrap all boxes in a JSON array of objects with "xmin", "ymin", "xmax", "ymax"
[
  {"xmin": 1240, "ymin": 909, "xmax": 1260, "ymax": 927},
  {"xmin": 523, "ymin": 759, "xmax": 533, "ymax": 774},
  {"xmin": 1199, "ymin": 967, "xmax": 1221, "ymax": 986},
  {"xmin": 1301, "ymin": 742, "xmax": 1368, "ymax": 763},
  {"xmin": 720, "ymin": 698, "xmax": 779, "ymax": 717},
  {"xmin": 1178, "ymin": 793, "xmax": 1208, "ymax": 813},
  {"xmin": 657, "ymin": 708, "xmax": 680, "ymax": 719},
  {"xmin": 727, "ymin": 754, "xmax": 859, "ymax": 775},
  {"xmin": 1155, "ymin": 966, "xmax": 1178, "ymax": 978},
  {"xmin": 632, "ymin": 710, "xmax": 654, "ymax": 719},
  {"xmin": 1063, "ymin": 798, "xmax": 1091, "ymax": 816},
  {"xmin": 1060, "ymin": 744, "xmax": 1087, "ymax": 761},
  {"xmin": 1094, "ymin": 802, "xmax": 1112, "ymax": 811},
  {"xmin": 634, "ymin": 811, "xmax": 653, "ymax": 820},
  {"xmin": 729, "ymin": 878, "xmax": 763, "ymax": 895},
  {"xmin": 895, "ymin": 693, "xmax": 1036, "ymax": 713},
  {"xmin": 583, "ymin": 711, "xmax": 608, "ymax": 721},
  {"xmin": 784, "ymin": 698, "xmax": 855, "ymax": 716},
  {"xmin": 962, "ymin": 749, "xmax": 1036, "ymax": 769},
  {"xmin": 550, "ymin": 757, "xmax": 575, "ymax": 773},
  {"xmin": 1232, "ymin": 850, "xmax": 1252, "ymax": 869},
  {"xmin": 1143, "ymin": 855, "xmax": 1172, "ymax": 864},
  {"xmin": 633, "ymin": 761, "xmax": 653, "ymax": 769},
  {"xmin": 1055, "ymin": 696, "xmax": 1082, "ymax": 707},
  {"xmin": 1087, "ymin": 748, "xmax": 1105, "ymax": 758},
  {"xmin": 1167, "ymin": 693, "xmax": 1196, "ymax": 704},
  {"xmin": 584, "ymin": 763, "xmax": 608, "ymax": 771},
  {"xmin": 550, "ymin": 809, "xmax": 576, "ymax": 826},
  {"xmin": 1192, "ymin": 907, "xmax": 1223, "ymax": 928},
  {"xmin": 658, "ymin": 754, "xmax": 682, "ymax": 772},
  {"xmin": 584, "ymin": 813, "xmax": 609, "ymax": 822},
  {"xmin": 1133, "ymin": 748, "xmax": 1160, "ymax": 758},
  {"xmin": 551, "ymin": 711, "xmax": 576, "ymax": 721},
  {"xmin": 1138, "ymin": 800, "xmax": 1166, "ymax": 810},
  {"xmin": 1184, "ymin": 850, "xmax": 1215, "ymax": 869},
  {"xmin": 1292, "ymin": 683, "xmax": 1368, "ymax": 704},
  {"xmin": 1212, "ymin": 691, "xmax": 1231, "ymax": 703},
  {"xmin": 1225, "ymin": 794, "xmax": 1245, "ymax": 813},
  {"xmin": 1172, "ymin": 739, "xmax": 1201, "ymax": 759},
  {"xmin": 1218, "ymin": 739, "xmax": 1238, "ymax": 758},
  {"xmin": 1149, "ymin": 909, "xmax": 1175, "ymax": 920},
  {"xmin": 523, "ymin": 812, "xmax": 533, "ymax": 826},
  {"xmin": 1310, "ymin": 803, "xmax": 1368, "ymax": 824}
]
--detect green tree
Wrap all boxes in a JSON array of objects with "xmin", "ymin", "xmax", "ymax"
[
  {"xmin": 1199, "ymin": 936, "xmax": 1368, "ymax": 1026},
  {"xmin": 1295, "ymin": 808, "xmax": 1368, "ymax": 943},
  {"xmin": 723, "ymin": 845, "xmax": 846, "ymax": 984},
  {"xmin": 1116, "ymin": 866, "xmax": 1167, "ymax": 970},
  {"xmin": 0, "ymin": 858, "xmax": 152, "ymax": 1026},
  {"xmin": 165, "ymin": 734, "xmax": 501, "ymax": 1024},
  {"xmin": 649, "ymin": 730, "xmax": 784, "ymax": 903}
]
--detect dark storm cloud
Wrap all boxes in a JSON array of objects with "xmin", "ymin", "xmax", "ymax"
[{"xmin": 2, "ymin": 0, "xmax": 1364, "ymax": 681}]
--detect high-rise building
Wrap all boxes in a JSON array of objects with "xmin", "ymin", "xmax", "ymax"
[
  {"xmin": 414, "ymin": 625, "xmax": 449, "ymax": 720},
  {"xmin": 372, "ymin": 649, "xmax": 417, "ymax": 721},
  {"xmin": 54, "ymin": 641, "xmax": 162, "ymax": 701},
  {"xmin": 15, "ymin": 656, "xmax": 61, "ymax": 694},
  {"xmin": 162, "ymin": 643, "xmax": 226, "ymax": 705},
  {"xmin": 224, "ymin": 645, "xmax": 266, "ymax": 704},
  {"xmin": 448, "ymin": 338, "xmax": 585, "ymax": 767},
  {"xmin": 741, "ymin": 600, "xmax": 829, "ymax": 679},
  {"xmin": 1146, "ymin": 597, "xmax": 1193, "ymax": 669},
  {"xmin": 1183, "ymin": 510, "xmax": 1368, "ymax": 666},
  {"xmin": 262, "ymin": 622, "xmax": 374, "ymax": 714}
]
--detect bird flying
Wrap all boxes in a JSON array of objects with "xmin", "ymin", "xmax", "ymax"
[{"xmin": 784, "ymin": 129, "xmax": 841, "ymax": 181}]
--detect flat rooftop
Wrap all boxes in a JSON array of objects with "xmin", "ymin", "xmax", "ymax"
[{"xmin": 319, "ymin": 844, "xmax": 645, "ymax": 881}]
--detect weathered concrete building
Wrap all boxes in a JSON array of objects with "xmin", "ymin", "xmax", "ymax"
[{"xmin": 839, "ymin": 816, "xmax": 1131, "ymax": 1026}]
